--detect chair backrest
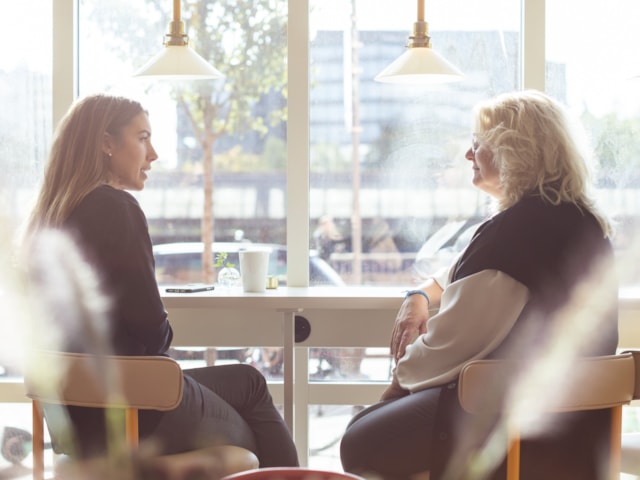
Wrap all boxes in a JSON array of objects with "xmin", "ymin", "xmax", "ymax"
[
  {"xmin": 25, "ymin": 351, "xmax": 185, "ymax": 480},
  {"xmin": 623, "ymin": 349, "xmax": 640, "ymax": 400},
  {"xmin": 24, "ymin": 351, "xmax": 183, "ymax": 411},
  {"xmin": 458, "ymin": 352, "xmax": 636, "ymax": 415}
]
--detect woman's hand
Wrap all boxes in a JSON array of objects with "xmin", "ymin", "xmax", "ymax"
[
  {"xmin": 380, "ymin": 374, "xmax": 409, "ymax": 401},
  {"xmin": 390, "ymin": 292, "xmax": 430, "ymax": 363}
]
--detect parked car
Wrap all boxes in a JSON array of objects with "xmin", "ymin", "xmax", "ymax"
[{"xmin": 153, "ymin": 242, "xmax": 345, "ymax": 286}]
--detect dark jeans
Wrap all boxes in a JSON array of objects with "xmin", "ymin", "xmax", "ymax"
[
  {"xmin": 340, "ymin": 387, "xmax": 442, "ymax": 479},
  {"xmin": 340, "ymin": 381, "xmax": 611, "ymax": 480},
  {"xmin": 147, "ymin": 363, "xmax": 299, "ymax": 467}
]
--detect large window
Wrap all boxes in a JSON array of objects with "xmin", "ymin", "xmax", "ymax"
[
  {"xmin": 4, "ymin": 1, "xmax": 640, "ymax": 289},
  {"xmin": 74, "ymin": 0, "xmax": 522, "ymax": 289},
  {"xmin": 65, "ymin": 0, "xmax": 640, "ymax": 291}
]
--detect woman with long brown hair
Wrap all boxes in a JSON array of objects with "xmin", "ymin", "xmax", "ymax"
[{"xmin": 25, "ymin": 93, "xmax": 298, "ymax": 466}]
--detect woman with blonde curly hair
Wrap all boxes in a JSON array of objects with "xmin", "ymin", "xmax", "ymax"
[
  {"xmin": 341, "ymin": 90, "xmax": 617, "ymax": 480},
  {"xmin": 474, "ymin": 90, "xmax": 610, "ymax": 234}
]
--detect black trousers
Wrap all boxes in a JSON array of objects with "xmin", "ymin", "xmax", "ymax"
[
  {"xmin": 340, "ymin": 386, "xmax": 442, "ymax": 479},
  {"xmin": 340, "ymin": 380, "xmax": 610, "ymax": 480},
  {"xmin": 147, "ymin": 363, "xmax": 299, "ymax": 467}
]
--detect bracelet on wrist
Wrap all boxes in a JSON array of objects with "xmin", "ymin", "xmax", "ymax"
[{"xmin": 404, "ymin": 289, "xmax": 430, "ymax": 306}]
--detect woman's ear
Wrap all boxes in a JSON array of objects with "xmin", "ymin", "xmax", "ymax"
[{"xmin": 102, "ymin": 132, "xmax": 113, "ymax": 157}]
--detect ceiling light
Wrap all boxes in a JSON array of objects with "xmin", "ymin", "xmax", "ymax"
[
  {"xmin": 375, "ymin": 0, "xmax": 463, "ymax": 84},
  {"xmin": 133, "ymin": 0, "xmax": 223, "ymax": 79}
]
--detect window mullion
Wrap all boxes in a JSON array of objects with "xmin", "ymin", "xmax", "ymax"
[
  {"xmin": 286, "ymin": 0, "xmax": 311, "ymax": 287},
  {"xmin": 522, "ymin": 0, "xmax": 546, "ymax": 90},
  {"xmin": 52, "ymin": 0, "xmax": 77, "ymax": 129}
]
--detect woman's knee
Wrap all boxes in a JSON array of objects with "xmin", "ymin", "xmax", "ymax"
[
  {"xmin": 339, "ymin": 424, "xmax": 367, "ymax": 472},
  {"xmin": 232, "ymin": 363, "xmax": 270, "ymax": 392},
  {"xmin": 239, "ymin": 363, "xmax": 267, "ymax": 381}
]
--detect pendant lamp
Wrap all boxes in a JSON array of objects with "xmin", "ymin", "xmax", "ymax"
[
  {"xmin": 375, "ymin": 0, "xmax": 463, "ymax": 84},
  {"xmin": 133, "ymin": 0, "xmax": 223, "ymax": 79}
]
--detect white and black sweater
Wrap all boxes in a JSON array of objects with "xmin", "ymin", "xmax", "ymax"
[{"xmin": 397, "ymin": 194, "xmax": 618, "ymax": 392}]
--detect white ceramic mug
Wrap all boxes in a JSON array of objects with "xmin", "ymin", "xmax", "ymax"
[{"xmin": 239, "ymin": 249, "xmax": 271, "ymax": 292}]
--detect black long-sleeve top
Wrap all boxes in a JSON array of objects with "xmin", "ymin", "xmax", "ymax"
[{"xmin": 64, "ymin": 185, "xmax": 173, "ymax": 355}]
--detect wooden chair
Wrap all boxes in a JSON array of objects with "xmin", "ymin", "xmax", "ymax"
[
  {"xmin": 24, "ymin": 350, "xmax": 259, "ymax": 480},
  {"xmin": 457, "ymin": 352, "xmax": 638, "ymax": 480}
]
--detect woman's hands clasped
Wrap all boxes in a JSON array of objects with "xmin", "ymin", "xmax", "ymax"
[{"xmin": 390, "ymin": 292, "xmax": 430, "ymax": 363}]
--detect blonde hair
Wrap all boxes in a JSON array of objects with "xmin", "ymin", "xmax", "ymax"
[
  {"xmin": 26, "ymin": 94, "xmax": 144, "ymax": 234},
  {"xmin": 473, "ymin": 90, "xmax": 611, "ymax": 237}
]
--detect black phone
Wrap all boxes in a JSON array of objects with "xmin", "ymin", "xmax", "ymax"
[{"xmin": 165, "ymin": 284, "xmax": 216, "ymax": 293}]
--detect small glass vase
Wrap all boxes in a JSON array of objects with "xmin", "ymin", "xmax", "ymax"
[{"xmin": 217, "ymin": 267, "xmax": 241, "ymax": 287}]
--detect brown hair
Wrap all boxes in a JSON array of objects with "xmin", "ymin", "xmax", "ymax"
[{"xmin": 27, "ymin": 94, "xmax": 144, "ymax": 233}]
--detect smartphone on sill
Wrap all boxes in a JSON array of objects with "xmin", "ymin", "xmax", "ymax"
[{"xmin": 165, "ymin": 284, "xmax": 216, "ymax": 293}]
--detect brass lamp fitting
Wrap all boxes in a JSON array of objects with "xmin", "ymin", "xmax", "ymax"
[
  {"xmin": 164, "ymin": 20, "xmax": 189, "ymax": 47},
  {"xmin": 407, "ymin": 20, "xmax": 432, "ymax": 49}
]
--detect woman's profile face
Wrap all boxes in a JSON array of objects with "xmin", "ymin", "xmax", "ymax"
[
  {"xmin": 104, "ymin": 112, "xmax": 158, "ymax": 191},
  {"xmin": 465, "ymin": 136, "xmax": 502, "ymax": 198}
]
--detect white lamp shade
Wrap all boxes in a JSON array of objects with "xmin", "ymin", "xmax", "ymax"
[
  {"xmin": 375, "ymin": 47, "xmax": 463, "ymax": 84},
  {"xmin": 133, "ymin": 45, "xmax": 224, "ymax": 79}
]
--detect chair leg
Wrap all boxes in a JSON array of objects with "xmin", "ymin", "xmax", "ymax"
[
  {"xmin": 504, "ymin": 407, "xmax": 622, "ymax": 480},
  {"xmin": 125, "ymin": 407, "xmax": 139, "ymax": 448},
  {"xmin": 32, "ymin": 400, "xmax": 45, "ymax": 480},
  {"xmin": 506, "ymin": 422, "xmax": 520, "ymax": 480},
  {"xmin": 609, "ymin": 406, "xmax": 622, "ymax": 480}
]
